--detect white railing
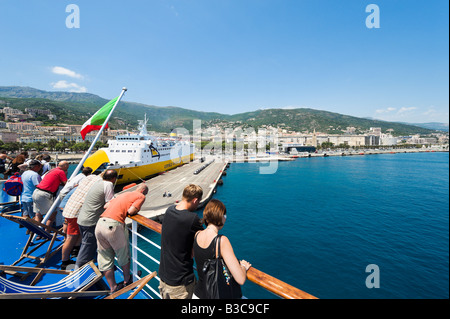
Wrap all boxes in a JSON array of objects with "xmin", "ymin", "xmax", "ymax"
[
  {"xmin": 128, "ymin": 219, "xmax": 162, "ymax": 299},
  {"xmin": 127, "ymin": 214, "xmax": 317, "ymax": 299}
]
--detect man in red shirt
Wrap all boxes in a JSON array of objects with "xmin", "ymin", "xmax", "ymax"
[
  {"xmin": 32, "ymin": 161, "xmax": 69, "ymax": 227},
  {"xmin": 95, "ymin": 183, "xmax": 148, "ymax": 293}
]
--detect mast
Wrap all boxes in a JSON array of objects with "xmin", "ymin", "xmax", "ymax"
[{"xmin": 40, "ymin": 88, "xmax": 128, "ymax": 226}]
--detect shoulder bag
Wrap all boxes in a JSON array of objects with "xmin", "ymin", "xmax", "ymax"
[{"xmin": 202, "ymin": 235, "xmax": 242, "ymax": 299}]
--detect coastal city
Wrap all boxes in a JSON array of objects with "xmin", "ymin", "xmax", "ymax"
[{"xmin": 1, "ymin": 103, "xmax": 448, "ymax": 158}]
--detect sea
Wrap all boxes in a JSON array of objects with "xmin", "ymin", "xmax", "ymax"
[
  {"xmin": 139, "ymin": 152, "xmax": 449, "ymax": 299},
  {"xmin": 63, "ymin": 152, "xmax": 450, "ymax": 299}
]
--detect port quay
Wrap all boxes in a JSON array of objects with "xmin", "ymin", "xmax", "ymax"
[
  {"xmin": 120, "ymin": 155, "xmax": 229, "ymax": 224},
  {"xmin": 55, "ymin": 144, "xmax": 448, "ymax": 165}
]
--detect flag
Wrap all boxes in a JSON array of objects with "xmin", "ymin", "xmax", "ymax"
[{"xmin": 80, "ymin": 97, "xmax": 118, "ymax": 140}]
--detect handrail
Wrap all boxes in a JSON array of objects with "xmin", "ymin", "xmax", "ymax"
[{"xmin": 130, "ymin": 214, "xmax": 318, "ymax": 299}]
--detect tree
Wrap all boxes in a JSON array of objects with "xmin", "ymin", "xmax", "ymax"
[
  {"xmin": 47, "ymin": 139, "xmax": 58, "ymax": 151},
  {"xmin": 338, "ymin": 143, "xmax": 351, "ymax": 149},
  {"xmin": 55, "ymin": 142, "xmax": 66, "ymax": 152},
  {"xmin": 321, "ymin": 141, "xmax": 334, "ymax": 149},
  {"xmin": 35, "ymin": 141, "xmax": 45, "ymax": 152},
  {"xmin": 71, "ymin": 141, "xmax": 90, "ymax": 152},
  {"xmin": 94, "ymin": 141, "xmax": 108, "ymax": 150},
  {"xmin": 2, "ymin": 142, "xmax": 20, "ymax": 152}
]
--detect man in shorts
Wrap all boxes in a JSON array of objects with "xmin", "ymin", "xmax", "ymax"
[
  {"xmin": 32, "ymin": 161, "xmax": 69, "ymax": 227},
  {"xmin": 95, "ymin": 183, "xmax": 148, "ymax": 293},
  {"xmin": 76, "ymin": 170, "xmax": 117, "ymax": 268},
  {"xmin": 60, "ymin": 173, "xmax": 102, "ymax": 270}
]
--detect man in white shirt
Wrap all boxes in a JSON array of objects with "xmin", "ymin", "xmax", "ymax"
[
  {"xmin": 40, "ymin": 154, "xmax": 51, "ymax": 175},
  {"xmin": 75, "ymin": 170, "xmax": 118, "ymax": 268},
  {"xmin": 59, "ymin": 167, "xmax": 93, "ymax": 200},
  {"xmin": 60, "ymin": 173, "xmax": 101, "ymax": 269}
]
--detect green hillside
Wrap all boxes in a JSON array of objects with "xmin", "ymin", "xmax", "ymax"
[
  {"xmin": 0, "ymin": 86, "xmax": 439, "ymax": 136},
  {"xmin": 0, "ymin": 86, "xmax": 226, "ymax": 132},
  {"xmin": 227, "ymin": 108, "xmax": 437, "ymax": 136}
]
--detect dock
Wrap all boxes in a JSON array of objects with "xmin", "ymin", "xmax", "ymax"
[
  {"xmin": 122, "ymin": 156, "xmax": 228, "ymax": 225},
  {"xmin": 292, "ymin": 147, "xmax": 449, "ymax": 158}
]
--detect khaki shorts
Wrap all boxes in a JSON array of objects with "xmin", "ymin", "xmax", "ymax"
[
  {"xmin": 95, "ymin": 217, "xmax": 130, "ymax": 272},
  {"xmin": 32, "ymin": 189, "xmax": 54, "ymax": 215},
  {"xmin": 159, "ymin": 279, "xmax": 196, "ymax": 299}
]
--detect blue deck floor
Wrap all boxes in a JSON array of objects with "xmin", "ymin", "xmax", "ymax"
[{"xmin": 0, "ymin": 201, "xmax": 150, "ymax": 299}]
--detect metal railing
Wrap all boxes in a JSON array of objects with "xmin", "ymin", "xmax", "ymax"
[
  {"xmin": 128, "ymin": 214, "xmax": 317, "ymax": 299},
  {"xmin": 128, "ymin": 218, "xmax": 161, "ymax": 299}
]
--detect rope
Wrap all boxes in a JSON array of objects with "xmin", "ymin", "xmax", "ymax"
[{"xmin": 112, "ymin": 166, "xmax": 146, "ymax": 189}]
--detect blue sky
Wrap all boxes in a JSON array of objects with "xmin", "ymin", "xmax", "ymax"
[{"xmin": 0, "ymin": 0, "xmax": 448, "ymax": 123}]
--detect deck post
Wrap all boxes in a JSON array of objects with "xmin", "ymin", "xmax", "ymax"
[{"xmin": 131, "ymin": 219, "xmax": 138, "ymax": 282}]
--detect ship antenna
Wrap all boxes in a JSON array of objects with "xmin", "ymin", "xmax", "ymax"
[{"xmin": 139, "ymin": 113, "xmax": 148, "ymax": 135}]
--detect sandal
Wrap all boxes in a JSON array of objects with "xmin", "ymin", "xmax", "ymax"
[
  {"xmin": 124, "ymin": 277, "xmax": 133, "ymax": 287},
  {"xmin": 110, "ymin": 282, "xmax": 124, "ymax": 294}
]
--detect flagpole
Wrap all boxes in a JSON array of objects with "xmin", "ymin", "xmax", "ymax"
[{"xmin": 40, "ymin": 87, "xmax": 127, "ymax": 226}]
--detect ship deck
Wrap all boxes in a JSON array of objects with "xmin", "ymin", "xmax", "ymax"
[{"xmin": 0, "ymin": 202, "xmax": 149, "ymax": 299}]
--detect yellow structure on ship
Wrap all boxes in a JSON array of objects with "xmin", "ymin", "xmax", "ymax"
[{"xmin": 83, "ymin": 116, "xmax": 195, "ymax": 185}]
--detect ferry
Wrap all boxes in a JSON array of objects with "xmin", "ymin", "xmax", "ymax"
[{"xmin": 83, "ymin": 116, "xmax": 195, "ymax": 185}]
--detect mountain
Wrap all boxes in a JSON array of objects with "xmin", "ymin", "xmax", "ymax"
[
  {"xmin": 0, "ymin": 86, "xmax": 106, "ymax": 104},
  {"xmin": 0, "ymin": 86, "xmax": 225, "ymax": 132},
  {"xmin": 225, "ymin": 108, "xmax": 439, "ymax": 136},
  {"xmin": 0, "ymin": 86, "xmax": 440, "ymax": 136},
  {"xmin": 399, "ymin": 122, "xmax": 449, "ymax": 132}
]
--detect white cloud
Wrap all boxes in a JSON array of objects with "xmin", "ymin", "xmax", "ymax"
[
  {"xmin": 281, "ymin": 105, "xmax": 301, "ymax": 110},
  {"xmin": 51, "ymin": 80, "xmax": 87, "ymax": 93},
  {"xmin": 422, "ymin": 106, "xmax": 449, "ymax": 123},
  {"xmin": 398, "ymin": 107, "xmax": 417, "ymax": 114},
  {"xmin": 375, "ymin": 106, "xmax": 418, "ymax": 119},
  {"xmin": 51, "ymin": 66, "xmax": 83, "ymax": 79},
  {"xmin": 375, "ymin": 107, "xmax": 396, "ymax": 114},
  {"xmin": 170, "ymin": 5, "xmax": 179, "ymax": 17},
  {"xmin": 423, "ymin": 106, "xmax": 437, "ymax": 116},
  {"xmin": 373, "ymin": 105, "xmax": 448, "ymax": 123},
  {"xmin": 279, "ymin": 105, "xmax": 309, "ymax": 110}
]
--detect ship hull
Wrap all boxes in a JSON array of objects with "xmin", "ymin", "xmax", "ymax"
[
  {"xmin": 110, "ymin": 153, "xmax": 194, "ymax": 185},
  {"xmin": 83, "ymin": 118, "xmax": 196, "ymax": 185}
]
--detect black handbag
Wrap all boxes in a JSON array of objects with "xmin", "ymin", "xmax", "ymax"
[{"xmin": 202, "ymin": 235, "xmax": 242, "ymax": 299}]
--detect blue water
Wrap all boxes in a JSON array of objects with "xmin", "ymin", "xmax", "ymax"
[
  {"xmin": 72, "ymin": 152, "xmax": 449, "ymax": 299},
  {"xmin": 210, "ymin": 152, "xmax": 449, "ymax": 299}
]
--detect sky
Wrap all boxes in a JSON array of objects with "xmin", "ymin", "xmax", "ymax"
[{"xmin": 0, "ymin": 0, "xmax": 448, "ymax": 124}]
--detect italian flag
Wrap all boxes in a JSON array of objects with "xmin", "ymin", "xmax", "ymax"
[{"xmin": 80, "ymin": 97, "xmax": 118, "ymax": 140}]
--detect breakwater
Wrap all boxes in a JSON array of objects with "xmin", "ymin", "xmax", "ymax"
[{"xmin": 290, "ymin": 147, "xmax": 448, "ymax": 158}]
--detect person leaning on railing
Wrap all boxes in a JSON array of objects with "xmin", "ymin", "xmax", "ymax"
[
  {"xmin": 192, "ymin": 199, "xmax": 251, "ymax": 299},
  {"xmin": 32, "ymin": 161, "xmax": 69, "ymax": 228},
  {"xmin": 158, "ymin": 184, "xmax": 204, "ymax": 299},
  {"xmin": 96, "ymin": 183, "xmax": 149, "ymax": 293}
]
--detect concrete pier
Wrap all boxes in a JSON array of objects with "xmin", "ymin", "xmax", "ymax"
[{"xmin": 122, "ymin": 156, "xmax": 228, "ymax": 225}]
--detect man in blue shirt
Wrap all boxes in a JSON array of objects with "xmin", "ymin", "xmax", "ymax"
[{"xmin": 21, "ymin": 160, "xmax": 43, "ymax": 219}]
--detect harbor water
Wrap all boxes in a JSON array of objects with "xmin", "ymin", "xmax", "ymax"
[
  {"xmin": 137, "ymin": 152, "xmax": 448, "ymax": 298},
  {"xmin": 211, "ymin": 152, "xmax": 449, "ymax": 299}
]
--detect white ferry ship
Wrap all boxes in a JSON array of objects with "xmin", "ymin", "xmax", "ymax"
[{"xmin": 83, "ymin": 116, "xmax": 195, "ymax": 185}]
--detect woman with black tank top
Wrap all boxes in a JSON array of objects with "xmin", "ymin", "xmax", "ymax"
[{"xmin": 193, "ymin": 199, "xmax": 251, "ymax": 299}]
